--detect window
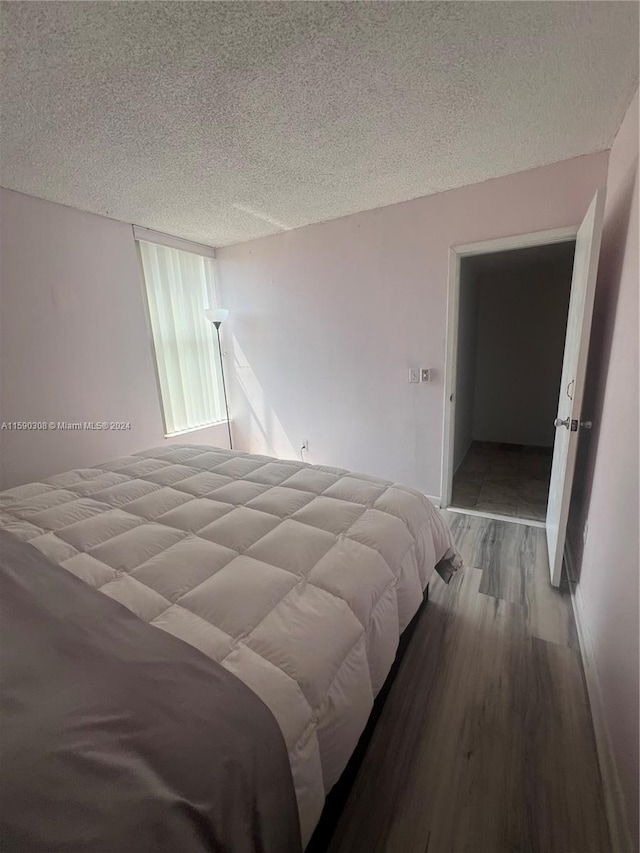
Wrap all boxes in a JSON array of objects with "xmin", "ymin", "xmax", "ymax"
[{"xmin": 137, "ymin": 237, "xmax": 225, "ymax": 436}]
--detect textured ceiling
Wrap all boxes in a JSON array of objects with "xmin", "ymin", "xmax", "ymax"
[{"xmin": 1, "ymin": 2, "xmax": 638, "ymax": 248}]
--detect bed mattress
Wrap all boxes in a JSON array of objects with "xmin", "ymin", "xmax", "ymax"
[{"xmin": 0, "ymin": 445, "xmax": 459, "ymax": 844}]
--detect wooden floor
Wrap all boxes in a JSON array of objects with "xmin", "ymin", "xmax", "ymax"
[{"xmin": 326, "ymin": 512, "xmax": 610, "ymax": 853}]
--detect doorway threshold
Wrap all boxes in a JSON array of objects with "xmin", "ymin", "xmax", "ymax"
[{"xmin": 446, "ymin": 505, "xmax": 546, "ymax": 529}]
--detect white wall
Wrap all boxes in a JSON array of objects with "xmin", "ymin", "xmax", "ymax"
[
  {"xmin": 452, "ymin": 264, "xmax": 479, "ymax": 470},
  {"xmin": 567, "ymin": 90, "xmax": 639, "ymax": 851},
  {"xmin": 470, "ymin": 248, "xmax": 574, "ymax": 447},
  {"xmin": 216, "ymin": 151, "xmax": 609, "ymax": 496},
  {"xmin": 0, "ymin": 189, "xmax": 229, "ymax": 489}
]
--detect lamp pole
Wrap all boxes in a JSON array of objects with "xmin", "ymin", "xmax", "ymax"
[
  {"xmin": 213, "ymin": 320, "xmax": 233, "ymax": 450},
  {"xmin": 204, "ymin": 308, "xmax": 232, "ymax": 450}
]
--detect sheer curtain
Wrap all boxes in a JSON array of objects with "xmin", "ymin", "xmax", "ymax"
[{"xmin": 138, "ymin": 240, "xmax": 225, "ymax": 435}]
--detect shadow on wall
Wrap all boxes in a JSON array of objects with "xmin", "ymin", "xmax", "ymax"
[
  {"xmin": 567, "ymin": 163, "xmax": 638, "ymax": 582},
  {"xmin": 229, "ymin": 335, "xmax": 298, "ymax": 460}
]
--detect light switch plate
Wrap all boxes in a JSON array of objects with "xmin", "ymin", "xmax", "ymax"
[{"xmin": 409, "ymin": 368, "xmax": 420, "ymax": 384}]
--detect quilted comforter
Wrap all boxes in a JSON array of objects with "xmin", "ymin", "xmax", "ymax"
[
  {"xmin": 0, "ymin": 445, "xmax": 460, "ymax": 845},
  {"xmin": 1, "ymin": 529, "xmax": 301, "ymax": 853}
]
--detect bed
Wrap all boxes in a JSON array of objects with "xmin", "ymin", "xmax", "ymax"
[{"xmin": 0, "ymin": 445, "xmax": 460, "ymax": 848}]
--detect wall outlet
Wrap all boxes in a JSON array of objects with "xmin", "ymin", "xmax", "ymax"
[
  {"xmin": 409, "ymin": 368, "xmax": 420, "ymax": 384},
  {"xmin": 583, "ymin": 520, "xmax": 589, "ymax": 544},
  {"xmin": 421, "ymin": 368, "xmax": 431, "ymax": 383}
]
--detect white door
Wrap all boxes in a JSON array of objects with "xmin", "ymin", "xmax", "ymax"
[{"xmin": 546, "ymin": 189, "xmax": 606, "ymax": 586}]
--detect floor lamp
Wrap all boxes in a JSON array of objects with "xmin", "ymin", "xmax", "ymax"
[{"xmin": 204, "ymin": 308, "xmax": 233, "ymax": 450}]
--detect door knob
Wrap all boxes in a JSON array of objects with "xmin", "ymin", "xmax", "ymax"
[{"xmin": 554, "ymin": 417, "xmax": 570, "ymax": 429}]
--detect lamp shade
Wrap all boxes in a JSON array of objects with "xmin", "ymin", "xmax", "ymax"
[{"xmin": 204, "ymin": 308, "xmax": 229, "ymax": 325}]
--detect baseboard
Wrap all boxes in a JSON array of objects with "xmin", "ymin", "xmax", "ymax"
[
  {"xmin": 426, "ymin": 495, "xmax": 441, "ymax": 507},
  {"xmin": 564, "ymin": 542, "xmax": 633, "ymax": 853}
]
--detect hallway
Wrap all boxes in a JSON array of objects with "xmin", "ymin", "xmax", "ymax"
[{"xmin": 451, "ymin": 441, "xmax": 552, "ymax": 521}]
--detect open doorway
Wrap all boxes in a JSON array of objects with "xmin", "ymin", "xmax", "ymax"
[
  {"xmin": 442, "ymin": 191, "xmax": 605, "ymax": 583},
  {"xmin": 442, "ymin": 234, "xmax": 578, "ymax": 524},
  {"xmin": 450, "ymin": 242, "xmax": 575, "ymax": 522}
]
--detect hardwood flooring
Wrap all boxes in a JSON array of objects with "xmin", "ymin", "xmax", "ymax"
[
  {"xmin": 325, "ymin": 512, "xmax": 609, "ymax": 853},
  {"xmin": 452, "ymin": 442, "xmax": 552, "ymax": 521}
]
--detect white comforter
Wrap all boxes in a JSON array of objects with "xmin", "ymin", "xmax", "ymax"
[{"xmin": 0, "ymin": 445, "xmax": 458, "ymax": 844}]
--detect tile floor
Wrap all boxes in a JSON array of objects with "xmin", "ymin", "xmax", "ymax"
[{"xmin": 451, "ymin": 441, "xmax": 552, "ymax": 520}]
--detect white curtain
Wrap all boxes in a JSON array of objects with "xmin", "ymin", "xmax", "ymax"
[{"xmin": 138, "ymin": 240, "xmax": 225, "ymax": 435}]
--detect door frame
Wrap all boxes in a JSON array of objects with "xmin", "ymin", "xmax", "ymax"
[{"xmin": 440, "ymin": 225, "xmax": 579, "ymax": 510}]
